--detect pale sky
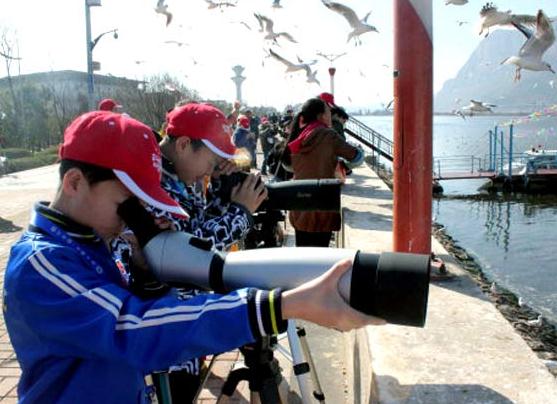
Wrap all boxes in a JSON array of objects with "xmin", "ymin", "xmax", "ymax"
[{"xmin": 1, "ymin": 0, "xmax": 556, "ymax": 110}]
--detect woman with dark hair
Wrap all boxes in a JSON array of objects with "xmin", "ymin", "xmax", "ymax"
[{"xmin": 288, "ymin": 97, "xmax": 363, "ymax": 247}]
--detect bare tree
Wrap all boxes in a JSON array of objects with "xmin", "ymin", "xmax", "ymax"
[
  {"xmin": 0, "ymin": 28, "xmax": 22, "ymax": 142},
  {"xmin": 115, "ymin": 73, "xmax": 200, "ymax": 130}
]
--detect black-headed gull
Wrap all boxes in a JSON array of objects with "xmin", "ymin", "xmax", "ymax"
[
  {"xmin": 321, "ymin": 0, "xmax": 377, "ymax": 46},
  {"xmin": 501, "ymin": 10, "xmax": 555, "ymax": 81},
  {"xmin": 254, "ymin": 13, "xmax": 297, "ymax": 44}
]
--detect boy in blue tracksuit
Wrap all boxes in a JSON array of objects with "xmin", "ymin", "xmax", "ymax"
[{"xmin": 3, "ymin": 111, "xmax": 380, "ymax": 403}]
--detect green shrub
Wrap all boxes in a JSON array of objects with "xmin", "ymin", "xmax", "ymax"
[
  {"xmin": 36, "ymin": 145, "xmax": 59, "ymax": 157},
  {"xmin": 1, "ymin": 148, "xmax": 32, "ymax": 159},
  {"xmin": 4, "ymin": 154, "xmax": 58, "ymax": 174}
]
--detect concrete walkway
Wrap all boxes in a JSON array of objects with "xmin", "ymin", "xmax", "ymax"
[
  {"xmin": 2, "ymin": 164, "xmax": 557, "ymax": 403},
  {"xmin": 340, "ymin": 165, "xmax": 557, "ymax": 404}
]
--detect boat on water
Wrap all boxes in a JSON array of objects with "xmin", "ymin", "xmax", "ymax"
[{"xmin": 520, "ymin": 149, "xmax": 557, "ymax": 174}]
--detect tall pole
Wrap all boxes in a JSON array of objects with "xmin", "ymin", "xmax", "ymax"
[
  {"xmin": 85, "ymin": 0, "xmax": 94, "ymax": 111},
  {"xmin": 231, "ymin": 65, "xmax": 246, "ymax": 103},
  {"xmin": 328, "ymin": 67, "xmax": 336, "ymax": 95},
  {"xmin": 393, "ymin": 0, "xmax": 433, "ymax": 254}
]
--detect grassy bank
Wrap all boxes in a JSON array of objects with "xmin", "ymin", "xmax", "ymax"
[{"xmin": 1, "ymin": 146, "xmax": 59, "ymax": 174}]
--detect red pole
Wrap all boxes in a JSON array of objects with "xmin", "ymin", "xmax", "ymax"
[
  {"xmin": 328, "ymin": 67, "xmax": 336, "ymax": 95},
  {"xmin": 393, "ymin": 0, "xmax": 432, "ymax": 254}
]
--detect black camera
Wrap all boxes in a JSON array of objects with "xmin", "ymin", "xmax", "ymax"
[{"xmin": 215, "ymin": 172, "xmax": 342, "ymax": 212}]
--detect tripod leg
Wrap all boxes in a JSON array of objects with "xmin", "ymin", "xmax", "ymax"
[
  {"xmin": 286, "ymin": 321, "xmax": 316, "ymax": 404},
  {"xmin": 296, "ymin": 327, "xmax": 326, "ymax": 403},
  {"xmin": 221, "ymin": 367, "xmax": 250, "ymax": 397}
]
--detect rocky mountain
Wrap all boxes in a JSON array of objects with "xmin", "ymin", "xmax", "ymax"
[{"xmin": 435, "ymin": 26, "xmax": 557, "ymax": 114}]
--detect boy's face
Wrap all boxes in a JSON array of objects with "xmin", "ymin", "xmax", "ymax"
[
  {"xmin": 71, "ymin": 176, "xmax": 132, "ymax": 240},
  {"xmin": 172, "ymin": 137, "xmax": 224, "ymax": 185}
]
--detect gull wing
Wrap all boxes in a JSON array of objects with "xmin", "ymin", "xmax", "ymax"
[
  {"xmin": 256, "ymin": 14, "xmax": 275, "ymax": 34},
  {"xmin": 519, "ymin": 10, "xmax": 555, "ymax": 58},
  {"xmin": 254, "ymin": 13, "xmax": 264, "ymax": 32},
  {"xmin": 277, "ymin": 32, "xmax": 297, "ymax": 43},
  {"xmin": 269, "ymin": 49, "xmax": 297, "ymax": 69},
  {"xmin": 322, "ymin": 1, "xmax": 361, "ymax": 28},
  {"xmin": 509, "ymin": 14, "xmax": 538, "ymax": 29},
  {"xmin": 362, "ymin": 11, "xmax": 372, "ymax": 23}
]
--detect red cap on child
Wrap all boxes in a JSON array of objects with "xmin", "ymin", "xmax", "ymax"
[
  {"xmin": 98, "ymin": 98, "xmax": 122, "ymax": 112},
  {"xmin": 318, "ymin": 92, "xmax": 336, "ymax": 108},
  {"xmin": 237, "ymin": 115, "xmax": 250, "ymax": 129},
  {"xmin": 60, "ymin": 111, "xmax": 188, "ymax": 218},
  {"xmin": 166, "ymin": 103, "xmax": 238, "ymax": 159}
]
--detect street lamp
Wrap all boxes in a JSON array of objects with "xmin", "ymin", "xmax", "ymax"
[
  {"xmin": 84, "ymin": 0, "xmax": 118, "ymax": 111},
  {"xmin": 91, "ymin": 29, "xmax": 118, "ymax": 51}
]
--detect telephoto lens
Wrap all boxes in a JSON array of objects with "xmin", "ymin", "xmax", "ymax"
[
  {"xmin": 118, "ymin": 198, "xmax": 431, "ymax": 327},
  {"xmin": 216, "ymin": 172, "xmax": 343, "ymax": 212}
]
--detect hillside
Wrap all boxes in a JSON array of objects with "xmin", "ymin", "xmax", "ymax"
[{"xmin": 435, "ymin": 26, "xmax": 557, "ymax": 113}]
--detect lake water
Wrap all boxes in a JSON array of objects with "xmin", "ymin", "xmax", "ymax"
[{"xmin": 358, "ymin": 115, "xmax": 557, "ymax": 325}]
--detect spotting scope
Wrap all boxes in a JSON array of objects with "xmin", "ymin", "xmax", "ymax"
[
  {"xmin": 118, "ymin": 198, "xmax": 431, "ymax": 327},
  {"xmin": 216, "ymin": 172, "xmax": 342, "ymax": 212}
]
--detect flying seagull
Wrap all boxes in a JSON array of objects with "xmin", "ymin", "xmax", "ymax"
[
  {"xmin": 272, "ymin": 0, "xmax": 282, "ymax": 8},
  {"xmin": 254, "ymin": 13, "xmax": 297, "ymax": 44},
  {"xmin": 269, "ymin": 49, "xmax": 316, "ymax": 73},
  {"xmin": 502, "ymin": 10, "xmax": 555, "ymax": 81},
  {"xmin": 446, "ymin": 0, "xmax": 468, "ymax": 5},
  {"xmin": 155, "ymin": 0, "xmax": 173, "ymax": 26},
  {"xmin": 461, "ymin": 99, "xmax": 497, "ymax": 114},
  {"xmin": 321, "ymin": 0, "xmax": 377, "ymax": 45},
  {"xmin": 316, "ymin": 52, "xmax": 347, "ymax": 63},
  {"xmin": 164, "ymin": 40, "xmax": 189, "ymax": 47},
  {"xmin": 303, "ymin": 65, "xmax": 320, "ymax": 86},
  {"xmin": 204, "ymin": 0, "xmax": 237, "ymax": 10},
  {"xmin": 478, "ymin": 2, "xmax": 542, "ymax": 37}
]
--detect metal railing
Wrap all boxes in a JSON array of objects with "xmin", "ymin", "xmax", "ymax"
[
  {"xmin": 344, "ymin": 116, "xmax": 394, "ymax": 161},
  {"xmin": 433, "ymin": 153, "xmax": 533, "ymax": 179}
]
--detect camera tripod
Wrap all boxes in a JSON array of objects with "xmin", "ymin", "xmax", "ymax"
[{"xmin": 219, "ymin": 321, "xmax": 325, "ymax": 404}]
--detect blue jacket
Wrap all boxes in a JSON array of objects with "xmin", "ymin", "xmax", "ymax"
[
  {"xmin": 4, "ymin": 203, "xmax": 286, "ymax": 403},
  {"xmin": 233, "ymin": 127, "xmax": 255, "ymax": 151}
]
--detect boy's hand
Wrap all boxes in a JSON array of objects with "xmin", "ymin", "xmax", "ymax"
[
  {"xmin": 230, "ymin": 173, "xmax": 267, "ymax": 213},
  {"xmin": 281, "ymin": 259, "xmax": 386, "ymax": 331}
]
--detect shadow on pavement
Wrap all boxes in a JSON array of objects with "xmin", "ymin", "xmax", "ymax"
[
  {"xmin": 373, "ymin": 375, "xmax": 514, "ymax": 403},
  {"xmin": 343, "ymin": 208, "xmax": 393, "ymax": 232},
  {"xmin": 0, "ymin": 217, "xmax": 22, "ymax": 233}
]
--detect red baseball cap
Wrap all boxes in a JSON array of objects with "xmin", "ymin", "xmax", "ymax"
[
  {"xmin": 166, "ymin": 103, "xmax": 238, "ymax": 159},
  {"xmin": 60, "ymin": 111, "xmax": 188, "ymax": 218},
  {"xmin": 98, "ymin": 98, "xmax": 122, "ymax": 112},
  {"xmin": 318, "ymin": 92, "xmax": 336, "ymax": 108},
  {"xmin": 237, "ymin": 115, "xmax": 250, "ymax": 129}
]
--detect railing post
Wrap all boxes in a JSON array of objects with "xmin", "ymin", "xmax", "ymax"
[
  {"xmin": 500, "ymin": 130, "xmax": 504, "ymax": 174},
  {"xmin": 488, "ymin": 130, "xmax": 493, "ymax": 171},
  {"xmin": 508, "ymin": 124, "xmax": 514, "ymax": 178},
  {"xmin": 493, "ymin": 126, "xmax": 498, "ymax": 172}
]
